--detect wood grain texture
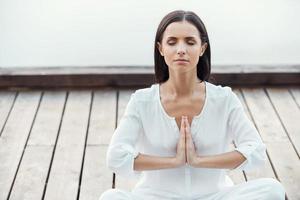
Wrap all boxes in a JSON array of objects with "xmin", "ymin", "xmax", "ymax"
[
  {"xmin": 0, "ymin": 91, "xmax": 41, "ymax": 200},
  {"xmin": 0, "ymin": 86, "xmax": 298, "ymax": 199},
  {"xmin": 266, "ymin": 88, "xmax": 300, "ymax": 158},
  {"xmin": 9, "ymin": 91, "xmax": 66, "ymax": 200},
  {"xmin": 242, "ymin": 88, "xmax": 300, "ymax": 200},
  {"xmin": 234, "ymin": 89, "xmax": 276, "ymax": 181},
  {"xmin": 43, "ymin": 91, "xmax": 91, "ymax": 200},
  {"xmin": 79, "ymin": 90, "xmax": 117, "ymax": 200},
  {"xmin": 290, "ymin": 88, "xmax": 300, "ymax": 108},
  {"xmin": 0, "ymin": 65, "xmax": 299, "ymax": 88},
  {"xmin": 0, "ymin": 91, "xmax": 16, "ymax": 137}
]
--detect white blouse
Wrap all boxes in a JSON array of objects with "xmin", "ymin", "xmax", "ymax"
[{"xmin": 106, "ymin": 81, "xmax": 267, "ymax": 198}]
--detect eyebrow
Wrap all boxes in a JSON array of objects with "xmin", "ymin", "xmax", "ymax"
[{"xmin": 166, "ymin": 36, "xmax": 197, "ymax": 40}]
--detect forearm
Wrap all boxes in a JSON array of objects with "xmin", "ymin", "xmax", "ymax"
[
  {"xmin": 193, "ymin": 150, "xmax": 246, "ymax": 169},
  {"xmin": 133, "ymin": 153, "xmax": 178, "ymax": 171}
]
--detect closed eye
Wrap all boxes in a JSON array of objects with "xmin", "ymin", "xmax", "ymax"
[{"xmin": 167, "ymin": 41, "xmax": 196, "ymax": 46}]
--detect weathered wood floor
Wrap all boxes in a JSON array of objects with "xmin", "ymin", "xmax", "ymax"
[{"xmin": 0, "ymin": 86, "xmax": 299, "ymax": 200}]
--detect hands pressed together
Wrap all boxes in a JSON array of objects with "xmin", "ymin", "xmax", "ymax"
[{"xmin": 175, "ymin": 116, "xmax": 199, "ymax": 167}]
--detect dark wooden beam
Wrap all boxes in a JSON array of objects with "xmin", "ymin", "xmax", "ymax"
[{"xmin": 0, "ymin": 65, "xmax": 299, "ymax": 89}]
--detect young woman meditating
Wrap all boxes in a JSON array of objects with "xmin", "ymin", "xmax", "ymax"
[{"xmin": 100, "ymin": 10, "xmax": 285, "ymax": 200}]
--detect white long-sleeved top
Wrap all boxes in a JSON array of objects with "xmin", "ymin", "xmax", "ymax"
[{"xmin": 106, "ymin": 81, "xmax": 267, "ymax": 198}]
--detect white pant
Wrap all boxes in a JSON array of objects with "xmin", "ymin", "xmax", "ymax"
[{"xmin": 99, "ymin": 178, "xmax": 285, "ymax": 200}]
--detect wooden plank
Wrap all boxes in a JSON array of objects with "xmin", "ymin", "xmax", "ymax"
[
  {"xmin": 1, "ymin": 65, "xmax": 299, "ymax": 75},
  {"xmin": 0, "ymin": 65, "xmax": 299, "ymax": 88},
  {"xmin": 0, "ymin": 91, "xmax": 41, "ymax": 200},
  {"xmin": 290, "ymin": 87, "xmax": 300, "ymax": 109},
  {"xmin": 27, "ymin": 91, "xmax": 66, "ymax": 146},
  {"xmin": 43, "ymin": 91, "xmax": 91, "ymax": 200},
  {"xmin": 0, "ymin": 91, "xmax": 16, "ymax": 137},
  {"xmin": 8, "ymin": 146, "xmax": 54, "ymax": 200},
  {"xmin": 114, "ymin": 90, "xmax": 138, "ymax": 190},
  {"xmin": 234, "ymin": 89, "xmax": 276, "ymax": 181},
  {"xmin": 266, "ymin": 88, "xmax": 300, "ymax": 157},
  {"xmin": 242, "ymin": 88, "xmax": 300, "ymax": 200},
  {"xmin": 79, "ymin": 146, "xmax": 112, "ymax": 200},
  {"xmin": 79, "ymin": 90, "xmax": 117, "ymax": 200},
  {"xmin": 9, "ymin": 91, "xmax": 66, "ymax": 200},
  {"xmin": 86, "ymin": 90, "xmax": 116, "ymax": 145}
]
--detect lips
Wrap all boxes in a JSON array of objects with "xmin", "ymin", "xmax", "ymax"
[{"xmin": 174, "ymin": 59, "xmax": 189, "ymax": 62}]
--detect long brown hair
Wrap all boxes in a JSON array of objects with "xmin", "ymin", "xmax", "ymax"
[{"xmin": 154, "ymin": 10, "xmax": 213, "ymax": 83}]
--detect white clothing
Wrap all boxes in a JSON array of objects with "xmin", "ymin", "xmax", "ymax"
[
  {"xmin": 99, "ymin": 178, "xmax": 285, "ymax": 200},
  {"xmin": 105, "ymin": 81, "xmax": 270, "ymax": 199}
]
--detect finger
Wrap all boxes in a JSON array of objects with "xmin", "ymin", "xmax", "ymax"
[
  {"xmin": 186, "ymin": 134, "xmax": 193, "ymax": 151},
  {"xmin": 184, "ymin": 117, "xmax": 189, "ymax": 128},
  {"xmin": 185, "ymin": 128, "xmax": 191, "ymax": 141},
  {"xmin": 180, "ymin": 116, "xmax": 186, "ymax": 135},
  {"xmin": 184, "ymin": 116, "xmax": 188, "ymax": 125},
  {"xmin": 184, "ymin": 118, "xmax": 190, "ymax": 132},
  {"xmin": 186, "ymin": 126, "xmax": 190, "ymax": 133},
  {"xmin": 183, "ymin": 118, "xmax": 189, "ymax": 139},
  {"xmin": 185, "ymin": 123, "xmax": 192, "ymax": 142},
  {"xmin": 181, "ymin": 116, "xmax": 185, "ymax": 131}
]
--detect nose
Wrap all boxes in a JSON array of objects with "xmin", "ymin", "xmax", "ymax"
[{"xmin": 176, "ymin": 43, "xmax": 186, "ymax": 55}]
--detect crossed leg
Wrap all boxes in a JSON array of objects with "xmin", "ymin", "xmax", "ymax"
[
  {"xmin": 99, "ymin": 178, "xmax": 285, "ymax": 200},
  {"xmin": 207, "ymin": 178, "xmax": 285, "ymax": 200}
]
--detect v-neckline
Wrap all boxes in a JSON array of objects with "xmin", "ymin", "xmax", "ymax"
[{"xmin": 156, "ymin": 81, "xmax": 209, "ymax": 133}]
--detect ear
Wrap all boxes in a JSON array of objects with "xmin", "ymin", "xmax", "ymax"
[
  {"xmin": 157, "ymin": 42, "xmax": 164, "ymax": 56},
  {"xmin": 200, "ymin": 42, "xmax": 208, "ymax": 56}
]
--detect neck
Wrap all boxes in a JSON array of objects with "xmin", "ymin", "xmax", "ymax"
[{"xmin": 164, "ymin": 69, "xmax": 202, "ymax": 98}]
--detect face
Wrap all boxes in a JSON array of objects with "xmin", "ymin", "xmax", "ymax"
[{"xmin": 157, "ymin": 21, "xmax": 207, "ymax": 71}]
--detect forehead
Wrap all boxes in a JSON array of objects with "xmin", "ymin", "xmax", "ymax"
[{"xmin": 163, "ymin": 21, "xmax": 200, "ymax": 39}]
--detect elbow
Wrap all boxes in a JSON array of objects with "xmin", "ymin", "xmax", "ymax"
[
  {"xmin": 106, "ymin": 149, "xmax": 114, "ymax": 171},
  {"xmin": 106, "ymin": 147, "xmax": 122, "ymax": 173},
  {"xmin": 233, "ymin": 143, "xmax": 267, "ymax": 171},
  {"xmin": 256, "ymin": 143, "xmax": 268, "ymax": 167},
  {"xmin": 245, "ymin": 143, "xmax": 268, "ymax": 171},
  {"xmin": 106, "ymin": 154, "xmax": 115, "ymax": 172},
  {"xmin": 105, "ymin": 143, "xmax": 141, "ymax": 179},
  {"xmin": 105, "ymin": 145, "xmax": 135, "ymax": 176}
]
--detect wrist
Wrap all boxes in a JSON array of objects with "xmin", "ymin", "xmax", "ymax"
[
  {"xmin": 171, "ymin": 157, "xmax": 182, "ymax": 168},
  {"xmin": 191, "ymin": 156, "xmax": 202, "ymax": 168}
]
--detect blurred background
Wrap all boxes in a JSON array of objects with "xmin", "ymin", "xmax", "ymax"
[{"xmin": 0, "ymin": 0, "xmax": 299, "ymax": 68}]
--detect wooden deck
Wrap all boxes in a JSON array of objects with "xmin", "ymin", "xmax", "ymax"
[{"xmin": 0, "ymin": 86, "xmax": 299, "ymax": 200}]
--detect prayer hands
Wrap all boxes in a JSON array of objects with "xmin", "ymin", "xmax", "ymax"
[{"xmin": 175, "ymin": 116, "xmax": 199, "ymax": 167}]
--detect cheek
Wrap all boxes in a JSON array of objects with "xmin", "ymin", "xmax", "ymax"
[
  {"xmin": 189, "ymin": 48, "xmax": 201, "ymax": 63},
  {"xmin": 163, "ymin": 48, "xmax": 176, "ymax": 64},
  {"xmin": 190, "ymin": 55, "xmax": 200, "ymax": 65},
  {"xmin": 164, "ymin": 47, "xmax": 175, "ymax": 55}
]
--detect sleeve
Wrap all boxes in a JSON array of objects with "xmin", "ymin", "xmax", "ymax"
[
  {"xmin": 106, "ymin": 92, "xmax": 142, "ymax": 179},
  {"xmin": 226, "ymin": 88, "xmax": 267, "ymax": 172}
]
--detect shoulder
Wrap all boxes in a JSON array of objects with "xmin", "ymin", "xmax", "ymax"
[
  {"xmin": 207, "ymin": 81, "xmax": 241, "ymax": 109},
  {"xmin": 127, "ymin": 84, "xmax": 157, "ymax": 116},
  {"xmin": 207, "ymin": 81, "xmax": 233, "ymax": 99},
  {"xmin": 131, "ymin": 84, "xmax": 157, "ymax": 102}
]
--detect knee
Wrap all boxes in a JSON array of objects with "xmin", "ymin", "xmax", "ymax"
[
  {"xmin": 99, "ymin": 188, "xmax": 131, "ymax": 200},
  {"xmin": 99, "ymin": 189, "xmax": 118, "ymax": 200},
  {"xmin": 260, "ymin": 178, "xmax": 285, "ymax": 200}
]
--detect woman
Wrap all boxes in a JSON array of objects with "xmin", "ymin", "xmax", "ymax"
[{"xmin": 100, "ymin": 10, "xmax": 285, "ymax": 200}]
